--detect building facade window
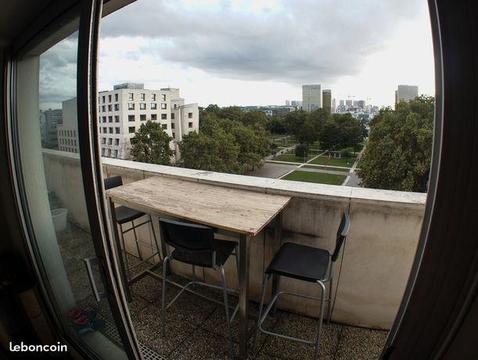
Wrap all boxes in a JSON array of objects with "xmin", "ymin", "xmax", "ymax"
[
  {"xmin": 102, "ymin": 105, "xmax": 106, "ymax": 112},
  {"xmin": 151, "ymin": 114, "xmax": 157, "ymax": 120},
  {"xmin": 188, "ymin": 122, "xmax": 193, "ymax": 128},
  {"xmin": 171, "ymin": 113, "xmax": 175, "ymax": 120},
  {"xmin": 115, "ymin": 115, "xmax": 119, "ymax": 122},
  {"xmin": 161, "ymin": 114, "xmax": 167, "ymax": 120},
  {"xmin": 129, "ymin": 126, "xmax": 135, "ymax": 133},
  {"xmin": 102, "ymin": 116, "xmax": 106, "ymax": 122},
  {"xmin": 140, "ymin": 103, "xmax": 146, "ymax": 110},
  {"xmin": 108, "ymin": 104, "xmax": 112, "ymax": 111},
  {"xmin": 114, "ymin": 104, "xmax": 119, "ymax": 111},
  {"xmin": 188, "ymin": 112, "xmax": 193, "ymax": 118},
  {"xmin": 128, "ymin": 115, "xmax": 135, "ymax": 122},
  {"xmin": 151, "ymin": 103, "xmax": 157, "ymax": 110},
  {"xmin": 162, "ymin": 124, "xmax": 167, "ymax": 129},
  {"xmin": 140, "ymin": 93, "xmax": 145, "ymax": 101},
  {"xmin": 171, "ymin": 123, "xmax": 175, "ymax": 129},
  {"xmin": 128, "ymin": 103, "xmax": 135, "ymax": 110},
  {"xmin": 161, "ymin": 94, "xmax": 166, "ymax": 101},
  {"xmin": 151, "ymin": 94, "xmax": 156, "ymax": 101},
  {"xmin": 108, "ymin": 138, "xmax": 112, "ymax": 145},
  {"xmin": 128, "ymin": 93, "xmax": 134, "ymax": 101},
  {"xmin": 108, "ymin": 116, "xmax": 113, "ymax": 122},
  {"xmin": 115, "ymin": 139, "xmax": 119, "ymax": 146},
  {"xmin": 161, "ymin": 103, "xmax": 167, "ymax": 110},
  {"xmin": 109, "ymin": 128, "xmax": 113, "ymax": 134},
  {"xmin": 102, "ymin": 95, "xmax": 106, "ymax": 103},
  {"xmin": 108, "ymin": 94, "xmax": 112, "ymax": 102},
  {"xmin": 115, "ymin": 93, "xmax": 118, "ymax": 102},
  {"xmin": 140, "ymin": 114, "xmax": 146, "ymax": 121},
  {"xmin": 115, "ymin": 127, "xmax": 120, "ymax": 134}
]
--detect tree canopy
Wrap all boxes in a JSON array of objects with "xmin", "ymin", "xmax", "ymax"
[
  {"xmin": 130, "ymin": 121, "xmax": 173, "ymax": 165},
  {"xmin": 358, "ymin": 96, "xmax": 434, "ymax": 192},
  {"xmin": 179, "ymin": 107, "xmax": 270, "ymax": 174},
  {"xmin": 319, "ymin": 113, "xmax": 364, "ymax": 151}
]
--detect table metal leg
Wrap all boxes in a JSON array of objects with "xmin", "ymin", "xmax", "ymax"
[
  {"xmin": 271, "ymin": 212, "xmax": 283, "ymax": 315},
  {"xmin": 109, "ymin": 199, "xmax": 132, "ymax": 302},
  {"xmin": 238, "ymin": 234, "xmax": 250, "ymax": 359}
]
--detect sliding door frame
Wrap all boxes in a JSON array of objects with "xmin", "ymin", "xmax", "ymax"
[{"xmin": 4, "ymin": 0, "xmax": 141, "ymax": 358}]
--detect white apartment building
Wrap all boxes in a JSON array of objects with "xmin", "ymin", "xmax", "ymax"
[
  {"xmin": 302, "ymin": 84, "xmax": 322, "ymax": 112},
  {"xmin": 57, "ymin": 98, "xmax": 79, "ymax": 153},
  {"xmin": 98, "ymin": 83, "xmax": 199, "ymax": 161}
]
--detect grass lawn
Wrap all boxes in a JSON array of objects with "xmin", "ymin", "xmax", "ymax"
[
  {"xmin": 302, "ymin": 164, "xmax": 350, "ymax": 173},
  {"xmin": 309, "ymin": 155, "xmax": 356, "ymax": 168},
  {"xmin": 282, "ymin": 170, "xmax": 346, "ymax": 185},
  {"xmin": 274, "ymin": 153, "xmax": 311, "ymax": 163}
]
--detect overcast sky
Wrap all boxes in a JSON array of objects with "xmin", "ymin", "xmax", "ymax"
[{"xmin": 40, "ymin": 0, "xmax": 435, "ymax": 109}]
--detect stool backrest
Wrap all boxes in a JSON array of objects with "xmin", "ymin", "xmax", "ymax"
[
  {"xmin": 331, "ymin": 212, "xmax": 350, "ymax": 262},
  {"xmin": 159, "ymin": 218, "xmax": 215, "ymax": 252},
  {"xmin": 104, "ymin": 175, "xmax": 123, "ymax": 190}
]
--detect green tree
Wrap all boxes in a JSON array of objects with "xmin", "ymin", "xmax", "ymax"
[
  {"xmin": 268, "ymin": 116, "xmax": 287, "ymax": 134},
  {"xmin": 179, "ymin": 106, "xmax": 270, "ymax": 174},
  {"xmin": 179, "ymin": 128, "xmax": 240, "ymax": 173},
  {"xmin": 319, "ymin": 113, "xmax": 364, "ymax": 151},
  {"xmin": 358, "ymin": 96, "xmax": 434, "ymax": 192},
  {"xmin": 130, "ymin": 121, "xmax": 173, "ymax": 165},
  {"xmin": 284, "ymin": 110, "xmax": 318, "ymax": 145}
]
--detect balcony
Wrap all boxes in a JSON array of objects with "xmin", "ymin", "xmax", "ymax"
[{"xmin": 42, "ymin": 149, "xmax": 425, "ymax": 359}]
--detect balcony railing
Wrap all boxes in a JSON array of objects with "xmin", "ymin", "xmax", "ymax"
[{"xmin": 42, "ymin": 148, "xmax": 426, "ymax": 330}]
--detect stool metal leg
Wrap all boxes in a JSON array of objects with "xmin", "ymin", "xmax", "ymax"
[
  {"xmin": 220, "ymin": 265, "xmax": 234, "ymax": 359},
  {"xmin": 327, "ymin": 276, "xmax": 333, "ymax": 324},
  {"xmin": 119, "ymin": 224, "xmax": 130, "ymax": 281},
  {"xmin": 131, "ymin": 220, "xmax": 142, "ymax": 260},
  {"xmin": 314, "ymin": 280, "xmax": 327, "ymax": 360},
  {"xmin": 149, "ymin": 215, "xmax": 161, "ymax": 262},
  {"xmin": 161, "ymin": 256, "xmax": 170, "ymax": 337}
]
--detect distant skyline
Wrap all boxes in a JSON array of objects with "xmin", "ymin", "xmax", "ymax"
[{"xmin": 40, "ymin": 0, "xmax": 435, "ymax": 110}]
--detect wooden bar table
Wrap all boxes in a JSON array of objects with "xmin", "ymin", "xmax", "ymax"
[{"xmin": 106, "ymin": 176, "xmax": 291, "ymax": 359}]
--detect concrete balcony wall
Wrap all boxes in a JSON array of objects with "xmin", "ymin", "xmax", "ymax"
[{"xmin": 42, "ymin": 149, "xmax": 426, "ymax": 330}]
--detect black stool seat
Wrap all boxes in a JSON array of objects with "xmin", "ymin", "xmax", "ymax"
[
  {"xmin": 171, "ymin": 239, "xmax": 237, "ymax": 267},
  {"xmin": 115, "ymin": 205, "xmax": 145, "ymax": 224},
  {"xmin": 266, "ymin": 242, "xmax": 330, "ymax": 282}
]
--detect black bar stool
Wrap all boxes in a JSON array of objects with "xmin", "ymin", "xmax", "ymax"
[
  {"xmin": 104, "ymin": 176, "xmax": 161, "ymax": 280},
  {"xmin": 255, "ymin": 212, "xmax": 350, "ymax": 359},
  {"xmin": 159, "ymin": 218, "xmax": 239, "ymax": 359}
]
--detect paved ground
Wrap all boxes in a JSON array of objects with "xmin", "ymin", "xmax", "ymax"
[
  {"xmin": 128, "ymin": 263, "xmax": 389, "ymax": 360},
  {"xmin": 58, "ymin": 223, "xmax": 387, "ymax": 360},
  {"xmin": 249, "ymin": 163, "xmax": 298, "ymax": 178},
  {"xmin": 344, "ymin": 172, "xmax": 362, "ymax": 187}
]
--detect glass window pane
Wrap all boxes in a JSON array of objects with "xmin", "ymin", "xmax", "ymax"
[{"xmin": 15, "ymin": 25, "xmax": 128, "ymax": 360}]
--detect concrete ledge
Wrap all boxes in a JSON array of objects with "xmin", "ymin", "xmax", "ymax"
[{"xmin": 101, "ymin": 157, "xmax": 426, "ymax": 207}]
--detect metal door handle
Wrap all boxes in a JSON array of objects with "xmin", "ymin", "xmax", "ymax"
[{"xmin": 83, "ymin": 257, "xmax": 105, "ymax": 302}]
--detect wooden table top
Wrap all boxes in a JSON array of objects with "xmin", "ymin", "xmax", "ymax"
[{"xmin": 106, "ymin": 176, "xmax": 291, "ymax": 236}]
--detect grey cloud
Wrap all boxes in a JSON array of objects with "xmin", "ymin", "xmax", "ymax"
[
  {"xmin": 39, "ymin": 34, "xmax": 77, "ymax": 108},
  {"xmin": 100, "ymin": 0, "xmax": 425, "ymax": 83}
]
